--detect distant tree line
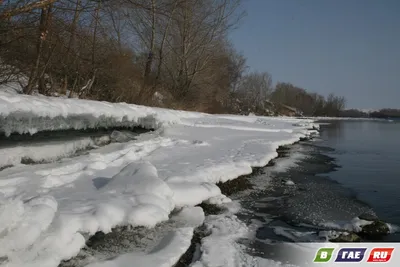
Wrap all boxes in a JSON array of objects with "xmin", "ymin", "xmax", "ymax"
[
  {"xmin": 341, "ymin": 109, "xmax": 400, "ymax": 119},
  {"xmin": 270, "ymin": 82, "xmax": 346, "ymax": 117},
  {"xmin": 371, "ymin": 109, "xmax": 400, "ymax": 119},
  {"xmin": 228, "ymin": 77, "xmax": 346, "ymax": 117},
  {"xmin": 1, "ymin": 0, "xmax": 346, "ymax": 116}
]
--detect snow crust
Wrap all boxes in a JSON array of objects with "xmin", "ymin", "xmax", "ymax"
[
  {"xmin": 0, "ymin": 91, "xmax": 317, "ymax": 267},
  {"xmin": 0, "ymin": 91, "xmax": 201, "ymax": 136},
  {"xmin": 0, "ymin": 137, "xmax": 98, "ymax": 168}
]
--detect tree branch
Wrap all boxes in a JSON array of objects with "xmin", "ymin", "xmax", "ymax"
[{"xmin": 0, "ymin": 0, "xmax": 58, "ymax": 19}]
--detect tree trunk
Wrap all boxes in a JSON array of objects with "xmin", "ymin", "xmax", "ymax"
[
  {"xmin": 24, "ymin": 5, "xmax": 52, "ymax": 94},
  {"xmin": 137, "ymin": 0, "xmax": 156, "ymax": 103},
  {"xmin": 143, "ymin": 0, "xmax": 155, "ymax": 81},
  {"xmin": 67, "ymin": 0, "xmax": 81, "ymax": 58},
  {"xmin": 141, "ymin": 0, "xmax": 179, "ymax": 104},
  {"xmin": 91, "ymin": 1, "xmax": 101, "ymax": 71},
  {"xmin": 59, "ymin": 0, "xmax": 81, "ymax": 94}
]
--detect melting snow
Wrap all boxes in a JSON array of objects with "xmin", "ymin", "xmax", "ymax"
[
  {"xmin": 0, "ymin": 91, "xmax": 317, "ymax": 267},
  {"xmin": 191, "ymin": 213, "xmax": 297, "ymax": 267}
]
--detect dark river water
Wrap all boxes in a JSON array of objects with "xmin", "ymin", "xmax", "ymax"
[
  {"xmin": 235, "ymin": 119, "xmax": 400, "ymax": 262},
  {"xmin": 318, "ymin": 120, "xmax": 400, "ymax": 225}
]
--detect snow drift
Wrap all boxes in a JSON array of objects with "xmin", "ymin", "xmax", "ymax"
[{"xmin": 0, "ymin": 91, "xmax": 317, "ymax": 267}]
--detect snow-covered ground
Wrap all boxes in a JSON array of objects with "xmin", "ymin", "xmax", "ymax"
[{"xmin": 0, "ymin": 91, "xmax": 317, "ymax": 267}]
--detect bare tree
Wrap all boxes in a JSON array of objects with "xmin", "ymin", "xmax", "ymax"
[
  {"xmin": 1, "ymin": 0, "xmax": 252, "ymax": 113},
  {"xmin": 134, "ymin": 0, "xmax": 180, "ymax": 104},
  {"xmin": 235, "ymin": 71, "xmax": 272, "ymax": 111},
  {"xmin": 162, "ymin": 0, "xmax": 244, "ymax": 101}
]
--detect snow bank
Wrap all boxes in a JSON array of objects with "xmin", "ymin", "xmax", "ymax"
[
  {"xmin": 0, "ymin": 91, "xmax": 202, "ymax": 136},
  {"xmin": 0, "ymin": 92, "xmax": 317, "ymax": 267}
]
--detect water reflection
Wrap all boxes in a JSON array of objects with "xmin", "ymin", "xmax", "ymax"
[{"xmin": 318, "ymin": 120, "xmax": 344, "ymax": 140}]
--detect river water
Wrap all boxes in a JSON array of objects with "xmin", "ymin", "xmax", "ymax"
[
  {"xmin": 318, "ymin": 120, "xmax": 400, "ymax": 226},
  {"xmin": 234, "ymin": 119, "xmax": 400, "ymax": 261}
]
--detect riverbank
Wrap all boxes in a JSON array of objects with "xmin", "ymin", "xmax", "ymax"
[
  {"xmin": 230, "ymin": 121, "xmax": 400, "ymax": 263},
  {"xmin": 175, "ymin": 121, "xmax": 400, "ymax": 266},
  {"xmin": 57, "ymin": 143, "xmax": 310, "ymax": 267},
  {"xmin": 173, "ymin": 143, "xmax": 300, "ymax": 267},
  {"xmin": 0, "ymin": 91, "xmax": 318, "ymax": 267},
  {"xmin": 3, "ymin": 93, "xmax": 397, "ymax": 266}
]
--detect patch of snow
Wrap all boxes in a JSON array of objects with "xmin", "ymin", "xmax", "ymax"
[
  {"xmin": 0, "ymin": 81, "xmax": 24, "ymax": 94},
  {"xmin": 0, "ymin": 92, "xmax": 317, "ymax": 267},
  {"xmin": 285, "ymin": 180, "xmax": 295, "ymax": 186},
  {"xmin": 204, "ymin": 194, "xmax": 232, "ymax": 205},
  {"xmin": 273, "ymin": 152, "xmax": 306, "ymax": 173},
  {"xmin": 272, "ymin": 226, "xmax": 318, "ymax": 242},
  {"xmin": 387, "ymin": 223, "xmax": 400, "ymax": 234},
  {"xmin": 191, "ymin": 214, "xmax": 297, "ymax": 267},
  {"xmin": 318, "ymin": 217, "xmax": 374, "ymax": 233},
  {"xmin": 85, "ymin": 206, "xmax": 204, "ymax": 267},
  {"xmin": 171, "ymin": 206, "xmax": 205, "ymax": 228}
]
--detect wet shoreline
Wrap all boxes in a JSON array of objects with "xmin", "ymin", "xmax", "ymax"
[
  {"xmin": 173, "ymin": 141, "xmax": 312, "ymax": 267},
  {"xmin": 175, "ymin": 128, "xmax": 399, "ymax": 265}
]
